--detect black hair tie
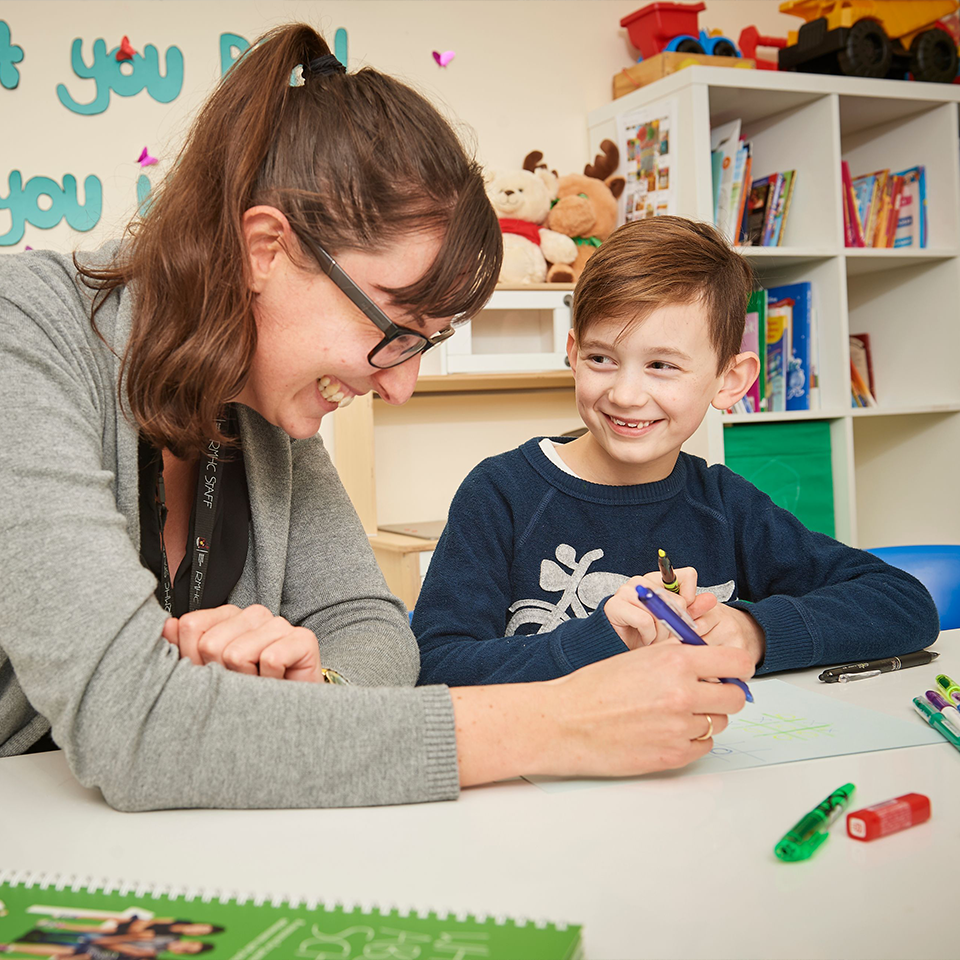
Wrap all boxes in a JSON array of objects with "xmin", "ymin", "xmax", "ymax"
[{"xmin": 305, "ymin": 54, "xmax": 346, "ymax": 77}]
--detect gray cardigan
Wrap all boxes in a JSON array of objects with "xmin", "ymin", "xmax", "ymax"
[{"xmin": 0, "ymin": 249, "xmax": 460, "ymax": 810}]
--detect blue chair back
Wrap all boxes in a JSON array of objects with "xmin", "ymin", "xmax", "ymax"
[{"xmin": 867, "ymin": 545, "xmax": 960, "ymax": 631}]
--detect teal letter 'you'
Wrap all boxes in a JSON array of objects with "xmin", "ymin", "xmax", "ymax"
[
  {"xmin": 220, "ymin": 33, "xmax": 249, "ymax": 76},
  {"xmin": 56, "ymin": 37, "xmax": 183, "ymax": 115},
  {"xmin": 0, "ymin": 171, "xmax": 102, "ymax": 245}
]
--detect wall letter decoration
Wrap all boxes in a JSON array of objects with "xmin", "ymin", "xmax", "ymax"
[
  {"xmin": 56, "ymin": 38, "xmax": 184, "ymax": 115},
  {"xmin": 0, "ymin": 20, "xmax": 24, "ymax": 89},
  {"xmin": 0, "ymin": 171, "xmax": 102, "ymax": 245}
]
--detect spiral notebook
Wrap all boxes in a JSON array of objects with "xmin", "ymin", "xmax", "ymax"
[{"xmin": 0, "ymin": 872, "xmax": 582, "ymax": 960}]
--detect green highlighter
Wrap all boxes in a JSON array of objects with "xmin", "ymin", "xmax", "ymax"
[
  {"xmin": 775, "ymin": 783, "xmax": 856, "ymax": 862},
  {"xmin": 936, "ymin": 674, "xmax": 960, "ymax": 706}
]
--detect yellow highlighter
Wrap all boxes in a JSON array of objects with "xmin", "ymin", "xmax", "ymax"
[{"xmin": 658, "ymin": 548, "xmax": 681, "ymax": 594}]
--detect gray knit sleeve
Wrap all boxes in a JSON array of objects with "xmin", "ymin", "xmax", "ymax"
[{"xmin": 0, "ymin": 253, "xmax": 460, "ymax": 810}]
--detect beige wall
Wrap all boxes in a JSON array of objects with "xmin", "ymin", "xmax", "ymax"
[{"xmin": 1, "ymin": 1, "xmax": 797, "ymax": 254}]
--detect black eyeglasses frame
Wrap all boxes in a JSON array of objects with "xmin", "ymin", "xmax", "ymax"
[{"xmin": 296, "ymin": 232, "xmax": 456, "ymax": 369}]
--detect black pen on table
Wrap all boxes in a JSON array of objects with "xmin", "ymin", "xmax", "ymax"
[{"xmin": 818, "ymin": 650, "xmax": 939, "ymax": 683}]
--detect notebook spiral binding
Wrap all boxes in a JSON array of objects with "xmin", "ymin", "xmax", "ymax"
[{"xmin": 0, "ymin": 869, "xmax": 569, "ymax": 931}]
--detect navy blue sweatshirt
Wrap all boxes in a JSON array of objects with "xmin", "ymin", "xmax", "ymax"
[{"xmin": 414, "ymin": 438, "xmax": 939, "ymax": 685}]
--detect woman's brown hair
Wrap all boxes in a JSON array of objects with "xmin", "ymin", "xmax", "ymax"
[
  {"xmin": 77, "ymin": 23, "xmax": 502, "ymax": 457},
  {"xmin": 572, "ymin": 216, "xmax": 753, "ymax": 372}
]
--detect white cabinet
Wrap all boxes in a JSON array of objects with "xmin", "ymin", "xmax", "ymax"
[{"xmin": 588, "ymin": 68, "xmax": 960, "ymax": 547}]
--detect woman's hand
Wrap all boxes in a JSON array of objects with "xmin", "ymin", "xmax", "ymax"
[
  {"xmin": 453, "ymin": 642, "xmax": 755, "ymax": 785},
  {"xmin": 603, "ymin": 570, "xmax": 718, "ymax": 649},
  {"xmin": 162, "ymin": 604, "xmax": 322, "ymax": 683}
]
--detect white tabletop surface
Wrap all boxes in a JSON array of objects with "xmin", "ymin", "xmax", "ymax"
[{"xmin": 2, "ymin": 633, "xmax": 958, "ymax": 960}]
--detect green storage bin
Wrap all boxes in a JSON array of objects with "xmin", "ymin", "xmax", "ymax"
[{"xmin": 723, "ymin": 420, "xmax": 835, "ymax": 537}]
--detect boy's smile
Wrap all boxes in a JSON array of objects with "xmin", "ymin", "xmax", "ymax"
[{"xmin": 561, "ymin": 300, "xmax": 756, "ymax": 485}]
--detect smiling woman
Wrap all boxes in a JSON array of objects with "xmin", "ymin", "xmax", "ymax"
[{"xmin": 0, "ymin": 23, "xmax": 758, "ymax": 811}]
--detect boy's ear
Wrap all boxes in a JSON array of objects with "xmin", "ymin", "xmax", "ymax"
[
  {"xmin": 566, "ymin": 329, "xmax": 579, "ymax": 373},
  {"xmin": 711, "ymin": 351, "xmax": 761, "ymax": 410},
  {"xmin": 243, "ymin": 206, "xmax": 294, "ymax": 293}
]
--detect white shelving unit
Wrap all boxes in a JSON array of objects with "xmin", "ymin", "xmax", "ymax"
[{"xmin": 587, "ymin": 67, "xmax": 960, "ymax": 549}]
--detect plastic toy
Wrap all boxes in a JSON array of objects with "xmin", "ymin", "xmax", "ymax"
[
  {"xmin": 738, "ymin": 26, "xmax": 787, "ymax": 70},
  {"xmin": 620, "ymin": 2, "xmax": 741, "ymax": 61},
  {"xmin": 778, "ymin": 0, "xmax": 960, "ymax": 83}
]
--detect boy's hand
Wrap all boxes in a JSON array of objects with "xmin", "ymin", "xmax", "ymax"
[
  {"xmin": 603, "ymin": 574, "xmax": 716, "ymax": 650},
  {"xmin": 162, "ymin": 604, "xmax": 322, "ymax": 683},
  {"xmin": 689, "ymin": 602, "xmax": 766, "ymax": 665}
]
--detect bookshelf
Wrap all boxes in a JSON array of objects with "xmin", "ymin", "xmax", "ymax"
[{"xmin": 588, "ymin": 68, "xmax": 960, "ymax": 549}]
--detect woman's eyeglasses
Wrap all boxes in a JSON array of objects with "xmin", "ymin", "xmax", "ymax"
[{"xmin": 297, "ymin": 233, "xmax": 456, "ymax": 369}]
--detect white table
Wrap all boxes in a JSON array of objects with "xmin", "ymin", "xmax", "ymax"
[{"xmin": 2, "ymin": 633, "xmax": 958, "ymax": 960}]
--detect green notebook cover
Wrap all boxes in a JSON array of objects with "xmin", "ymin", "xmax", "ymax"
[{"xmin": 0, "ymin": 874, "xmax": 582, "ymax": 960}]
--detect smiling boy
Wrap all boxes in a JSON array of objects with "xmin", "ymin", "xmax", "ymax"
[{"xmin": 414, "ymin": 217, "xmax": 939, "ymax": 685}]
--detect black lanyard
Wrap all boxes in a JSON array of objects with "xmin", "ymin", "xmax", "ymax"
[{"xmin": 155, "ymin": 425, "xmax": 224, "ymax": 615}]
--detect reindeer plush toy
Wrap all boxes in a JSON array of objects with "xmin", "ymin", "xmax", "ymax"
[{"xmin": 544, "ymin": 140, "xmax": 626, "ymax": 283}]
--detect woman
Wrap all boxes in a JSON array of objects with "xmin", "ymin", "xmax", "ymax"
[{"xmin": 0, "ymin": 24, "xmax": 753, "ymax": 809}]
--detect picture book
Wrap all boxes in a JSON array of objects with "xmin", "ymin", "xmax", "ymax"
[
  {"xmin": 841, "ymin": 161, "xmax": 864, "ymax": 247},
  {"xmin": 849, "ymin": 333, "xmax": 876, "ymax": 400},
  {"xmin": 850, "ymin": 358, "xmax": 876, "ymax": 408},
  {"xmin": 743, "ymin": 289, "xmax": 767, "ymax": 413},
  {"xmin": 0, "ymin": 873, "xmax": 583, "ymax": 960},
  {"xmin": 726, "ymin": 140, "xmax": 748, "ymax": 244},
  {"xmin": 769, "ymin": 169, "xmax": 796, "ymax": 246},
  {"xmin": 745, "ymin": 178, "xmax": 772, "ymax": 246},
  {"xmin": 711, "ymin": 119, "xmax": 742, "ymax": 241},
  {"xmin": 893, "ymin": 165, "xmax": 926, "ymax": 248},
  {"xmin": 760, "ymin": 173, "xmax": 784, "ymax": 247},
  {"xmin": 765, "ymin": 298, "xmax": 791, "ymax": 413},
  {"xmin": 767, "ymin": 282, "xmax": 814, "ymax": 411},
  {"xmin": 732, "ymin": 141, "xmax": 752, "ymax": 245}
]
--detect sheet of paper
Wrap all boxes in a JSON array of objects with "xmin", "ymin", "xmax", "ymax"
[{"xmin": 527, "ymin": 678, "xmax": 943, "ymax": 793}]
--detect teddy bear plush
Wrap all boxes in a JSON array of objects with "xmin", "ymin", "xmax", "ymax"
[
  {"xmin": 484, "ymin": 153, "xmax": 578, "ymax": 284},
  {"xmin": 543, "ymin": 139, "xmax": 626, "ymax": 283}
]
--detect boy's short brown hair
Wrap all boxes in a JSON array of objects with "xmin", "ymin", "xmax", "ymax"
[{"xmin": 572, "ymin": 216, "xmax": 754, "ymax": 372}]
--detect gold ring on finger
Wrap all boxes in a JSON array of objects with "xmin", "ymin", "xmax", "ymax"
[{"xmin": 693, "ymin": 714, "xmax": 713, "ymax": 742}]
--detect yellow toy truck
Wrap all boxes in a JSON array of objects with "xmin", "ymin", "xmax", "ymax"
[{"xmin": 778, "ymin": 0, "xmax": 959, "ymax": 83}]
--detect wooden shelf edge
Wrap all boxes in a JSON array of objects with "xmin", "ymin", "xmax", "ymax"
[{"xmin": 404, "ymin": 370, "xmax": 574, "ymax": 395}]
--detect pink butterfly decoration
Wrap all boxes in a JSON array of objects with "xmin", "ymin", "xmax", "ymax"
[
  {"xmin": 137, "ymin": 147, "xmax": 158, "ymax": 167},
  {"xmin": 432, "ymin": 50, "xmax": 456, "ymax": 67}
]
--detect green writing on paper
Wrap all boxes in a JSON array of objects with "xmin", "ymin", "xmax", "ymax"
[
  {"xmin": 0, "ymin": 20, "xmax": 24, "ymax": 89},
  {"xmin": 0, "ymin": 171, "xmax": 102, "ymax": 245},
  {"xmin": 220, "ymin": 28, "xmax": 348, "ymax": 77},
  {"xmin": 56, "ymin": 38, "xmax": 183, "ymax": 115}
]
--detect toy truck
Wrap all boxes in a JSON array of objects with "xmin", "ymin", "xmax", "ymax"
[
  {"xmin": 778, "ymin": 0, "xmax": 959, "ymax": 83},
  {"xmin": 620, "ymin": 2, "xmax": 741, "ymax": 60}
]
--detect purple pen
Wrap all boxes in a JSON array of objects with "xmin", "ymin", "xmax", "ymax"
[
  {"xmin": 925, "ymin": 690, "xmax": 960, "ymax": 737},
  {"xmin": 634, "ymin": 585, "xmax": 753, "ymax": 702}
]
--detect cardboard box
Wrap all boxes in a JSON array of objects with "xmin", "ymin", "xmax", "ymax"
[{"xmin": 613, "ymin": 52, "xmax": 755, "ymax": 99}]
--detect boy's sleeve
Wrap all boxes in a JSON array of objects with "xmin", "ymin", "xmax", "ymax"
[
  {"xmin": 414, "ymin": 464, "xmax": 628, "ymax": 685},
  {"xmin": 725, "ymin": 473, "xmax": 940, "ymax": 674}
]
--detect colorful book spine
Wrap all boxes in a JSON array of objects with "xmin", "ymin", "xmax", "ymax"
[
  {"xmin": 841, "ymin": 161, "xmax": 864, "ymax": 247},
  {"xmin": 765, "ymin": 298, "xmax": 791, "ymax": 412},
  {"xmin": 768, "ymin": 282, "xmax": 814, "ymax": 411},
  {"xmin": 741, "ymin": 292, "xmax": 762, "ymax": 414},
  {"xmin": 771, "ymin": 170, "xmax": 796, "ymax": 246},
  {"xmin": 761, "ymin": 173, "xmax": 784, "ymax": 246}
]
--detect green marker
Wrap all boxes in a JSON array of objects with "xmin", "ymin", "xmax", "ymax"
[
  {"xmin": 774, "ymin": 783, "xmax": 856, "ymax": 862},
  {"xmin": 935, "ymin": 674, "xmax": 960, "ymax": 707}
]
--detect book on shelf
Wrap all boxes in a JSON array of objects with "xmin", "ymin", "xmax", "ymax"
[
  {"xmin": 849, "ymin": 333, "xmax": 875, "ymax": 398},
  {"xmin": 742, "ymin": 289, "xmax": 767, "ymax": 414},
  {"xmin": 710, "ymin": 119, "xmax": 742, "ymax": 242},
  {"xmin": 850, "ymin": 358, "xmax": 877, "ymax": 408},
  {"xmin": 732, "ymin": 283, "xmax": 818, "ymax": 415},
  {"xmin": 740, "ymin": 170, "xmax": 796, "ymax": 246},
  {"xmin": 0, "ymin": 872, "xmax": 584, "ymax": 960},
  {"xmin": 769, "ymin": 282, "xmax": 814, "ymax": 412},
  {"xmin": 843, "ymin": 163, "xmax": 927, "ymax": 248}
]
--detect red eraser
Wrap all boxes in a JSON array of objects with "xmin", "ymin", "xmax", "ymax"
[{"xmin": 846, "ymin": 793, "xmax": 931, "ymax": 841}]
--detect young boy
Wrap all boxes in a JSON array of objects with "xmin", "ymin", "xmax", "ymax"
[{"xmin": 413, "ymin": 217, "xmax": 940, "ymax": 685}]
